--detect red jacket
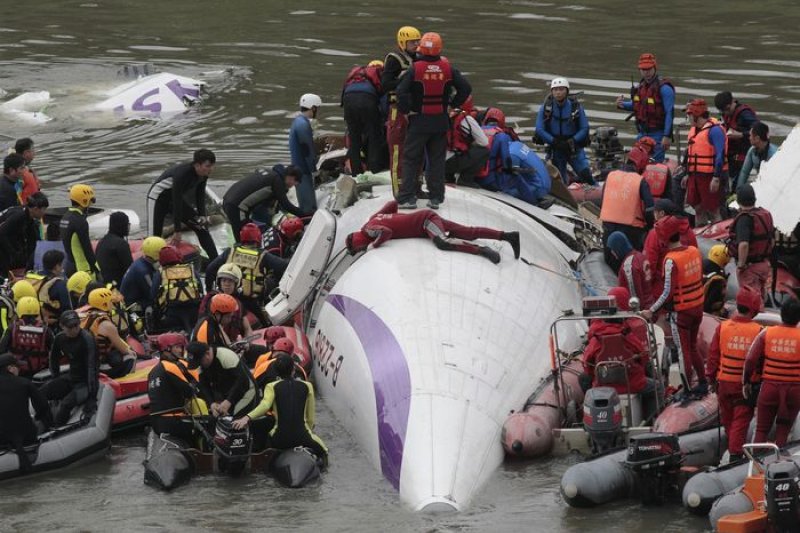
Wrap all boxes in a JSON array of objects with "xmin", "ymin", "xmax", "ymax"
[
  {"xmin": 618, "ymin": 250, "xmax": 654, "ymax": 308},
  {"xmin": 361, "ymin": 200, "xmax": 436, "ymax": 247},
  {"xmin": 645, "ymin": 217, "xmax": 698, "ymax": 299},
  {"xmin": 582, "ymin": 320, "xmax": 647, "ymax": 393}
]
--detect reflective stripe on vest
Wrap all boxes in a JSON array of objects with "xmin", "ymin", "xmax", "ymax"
[
  {"xmin": 157, "ymin": 263, "xmax": 200, "ymax": 307},
  {"xmin": 11, "ymin": 320, "xmax": 48, "ymax": 356},
  {"xmin": 717, "ymin": 319, "xmax": 762, "ymax": 382},
  {"xmin": 687, "ymin": 118, "xmax": 728, "ymax": 175},
  {"xmin": 413, "ymin": 58, "xmax": 453, "ymax": 115},
  {"xmin": 227, "ymin": 246, "xmax": 266, "ymax": 299},
  {"xmin": 665, "ymin": 246, "xmax": 704, "ymax": 311},
  {"xmin": 632, "ymin": 76, "xmax": 673, "ymax": 130},
  {"xmin": 763, "ymin": 325, "xmax": 800, "ymax": 383},
  {"xmin": 643, "ymin": 163, "xmax": 669, "ymax": 197},
  {"xmin": 599, "ymin": 171, "xmax": 646, "ymax": 227}
]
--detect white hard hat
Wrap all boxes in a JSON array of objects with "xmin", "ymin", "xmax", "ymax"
[
  {"xmin": 550, "ymin": 77, "xmax": 570, "ymax": 90},
  {"xmin": 299, "ymin": 93, "xmax": 322, "ymax": 109}
]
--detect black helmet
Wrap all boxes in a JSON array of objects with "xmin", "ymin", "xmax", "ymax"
[{"xmin": 60, "ymin": 310, "xmax": 81, "ymax": 328}]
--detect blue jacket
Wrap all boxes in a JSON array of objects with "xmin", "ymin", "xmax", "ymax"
[
  {"xmin": 289, "ymin": 115, "xmax": 316, "ymax": 176},
  {"xmin": 506, "ymin": 142, "xmax": 552, "ymax": 204},
  {"xmin": 535, "ymin": 97, "xmax": 589, "ymax": 145},
  {"xmin": 707, "ymin": 124, "xmax": 728, "ymax": 176},
  {"xmin": 120, "ymin": 257, "xmax": 157, "ymax": 310},
  {"xmin": 40, "ymin": 271, "xmax": 71, "ymax": 315}
]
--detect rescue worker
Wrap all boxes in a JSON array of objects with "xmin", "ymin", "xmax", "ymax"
[
  {"xmin": 39, "ymin": 311, "xmax": 98, "ymax": 427},
  {"xmin": 0, "ymin": 353, "xmax": 52, "ymax": 472},
  {"xmin": 26, "ymin": 249, "xmax": 71, "ymax": 327},
  {"xmin": 81, "ymin": 287, "xmax": 136, "ymax": 378},
  {"xmin": 60, "ymin": 184, "xmax": 100, "ymax": 278},
  {"xmin": 252, "ymin": 336, "xmax": 307, "ymax": 389},
  {"xmin": 0, "ymin": 284, "xmax": 17, "ymax": 340},
  {"xmin": 644, "ymin": 205, "xmax": 697, "ymax": 302},
  {"xmin": 638, "ymin": 137, "xmax": 672, "ymax": 200},
  {"xmin": 475, "ymin": 108, "xmax": 514, "ymax": 191},
  {"xmin": 729, "ymin": 184, "xmax": 774, "ymax": 300},
  {"xmin": 682, "ymin": 98, "xmax": 728, "ymax": 225},
  {"xmin": 383, "ymin": 26, "xmax": 421, "ymax": 196},
  {"xmin": 0, "ymin": 297, "xmax": 53, "ymax": 376},
  {"xmin": 66, "ymin": 271, "xmax": 93, "ymax": 310},
  {"xmin": 150, "ymin": 149, "xmax": 218, "ymax": 260},
  {"xmin": 150, "ymin": 244, "xmax": 202, "ymax": 333},
  {"xmin": 743, "ymin": 298, "xmax": 800, "ymax": 447},
  {"xmin": 714, "ymin": 91, "xmax": 758, "ymax": 183},
  {"xmin": 396, "ymin": 32, "xmax": 472, "ymax": 210},
  {"xmin": 737, "ymin": 121, "xmax": 777, "ymax": 190},
  {"xmin": 703, "ymin": 244, "xmax": 730, "ymax": 317},
  {"xmin": 599, "ymin": 143, "xmax": 655, "ymax": 268},
  {"xmin": 290, "ymin": 93, "xmax": 322, "ymax": 214},
  {"xmin": 232, "ymin": 354, "xmax": 328, "ymax": 462},
  {"xmin": 221, "ymin": 164, "xmax": 305, "ymax": 237},
  {"xmin": 535, "ymin": 77, "xmax": 592, "ymax": 184},
  {"xmin": 341, "ymin": 60, "xmax": 386, "ymax": 175},
  {"xmin": 482, "ymin": 139, "xmax": 555, "ymax": 207},
  {"xmin": 147, "ymin": 332, "xmax": 197, "ymax": 441},
  {"xmin": 263, "ymin": 326, "xmax": 287, "ymax": 352},
  {"xmin": 14, "ymin": 138, "xmax": 41, "ymax": 205},
  {"xmin": 607, "ymin": 231, "xmax": 654, "ymax": 309},
  {"xmin": 615, "ymin": 52, "xmax": 676, "ymax": 163},
  {"xmin": 0, "ymin": 192, "xmax": 48, "ymax": 280},
  {"xmin": 642, "ymin": 215, "xmax": 706, "ymax": 391},
  {"xmin": 345, "ymin": 200, "xmax": 520, "ymax": 264},
  {"xmin": 120, "ymin": 236, "xmax": 166, "ymax": 314},
  {"xmin": 95, "ymin": 211, "xmax": 132, "ymax": 286},
  {"xmin": 186, "ymin": 341, "xmax": 258, "ymax": 418},
  {"xmin": 0, "ymin": 153, "xmax": 25, "ymax": 211},
  {"xmin": 194, "ymin": 292, "xmax": 268, "ymax": 367},
  {"xmin": 264, "ymin": 217, "xmax": 306, "ymax": 260},
  {"xmin": 445, "ymin": 96, "xmax": 490, "ymax": 187},
  {"xmin": 706, "ymin": 287, "xmax": 763, "ymax": 461}
]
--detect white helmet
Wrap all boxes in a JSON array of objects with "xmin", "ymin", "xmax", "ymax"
[
  {"xmin": 299, "ymin": 93, "xmax": 322, "ymax": 109},
  {"xmin": 550, "ymin": 77, "xmax": 570, "ymax": 90}
]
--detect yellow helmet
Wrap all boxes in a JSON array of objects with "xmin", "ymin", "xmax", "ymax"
[
  {"xmin": 69, "ymin": 183, "xmax": 96, "ymax": 208},
  {"xmin": 11, "ymin": 280, "xmax": 37, "ymax": 302},
  {"xmin": 708, "ymin": 244, "xmax": 730, "ymax": 268},
  {"xmin": 142, "ymin": 236, "xmax": 167, "ymax": 261},
  {"xmin": 88, "ymin": 287, "xmax": 114, "ymax": 312},
  {"xmin": 16, "ymin": 296, "xmax": 40, "ymax": 318},
  {"xmin": 397, "ymin": 26, "xmax": 421, "ymax": 49},
  {"xmin": 67, "ymin": 271, "xmax": 93, "ymax": 295},
  {"xmin": 368, "ymin": 60, "xmax": 384, "ymax": 68}
]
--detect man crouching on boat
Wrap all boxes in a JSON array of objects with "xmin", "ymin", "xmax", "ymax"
[
  {"xmin": 147, "ymin": 332, "xmax": 197, "ymax": 442},
  {"xmin": 345, "ymin": 200, "xmax": 520, "ymax": 264}
]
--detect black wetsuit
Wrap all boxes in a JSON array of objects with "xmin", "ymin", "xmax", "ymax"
[
  {"xmin": 0, "ymin": 175, "xmax": 20, "ymax": 211},
  {"xmin": 40, "ymin": 330, "xmax": 98, "ymax": 426},
  {"xmin": 0, "ymin": 370, "xmax": 52, "ymax": 471},
  {"xmin": 96, "ymin": 231, "xmax": 132, "ymax": 287},
  {"xmin": 60, "ymin": 207, "xmax": 98, "ymax": 277},
  {"xmin": 147, "ymin": 357, "xmax": 197, "ymax": 441},
  {"xmin": 0, "ymin": 207, "xmax": 39, "ymax": 277},
  {"xmin": 197, "ymin": 347, "xmax": 258, "ymax": 417},
  {"xmin": 222, "ymin": 167, "xmax": 305, "ymax": 237}
]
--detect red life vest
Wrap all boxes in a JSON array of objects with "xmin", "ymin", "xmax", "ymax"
[
  {"xmin": 342, "ymin": 65, "xmax": 382, "ymax": 93},
  {"xmin": 717, "ymin": 319, "xmax": 762, "ymax": 383},
  {"xmin": 687, "ymin": 118, "xmax": 728, "ymax": 175},
  {"xmin": 413, "ymin": 58, "xmax": 453, "ymax": 115},
  {"xmin": 633, "ymin": 76, "xmax": 674, "ymax": 131},
  {"xmin": 664, "ymin": 246, "xmax": 704, "ymax": 311},
  {"xmin": 643, "ymin": 163, "xmax": 669, "ymax": 198},
  {"xmin": 723, "ymin": 102, "xmax": 757, "ymax": 161},
  {"xmin": 727, "ymin": 207, "xmax": 775, "ymax": 262},
  {"xmin": 11, "ymin": 319, "xmax": 49, "ymax": 373},
  {"xmin": 763, "ymin": 325, "xmax": 800, "ymax": 383},
  {"xmin": 599, "ymin": 171, "xmax": 646, "ymax": 228},
  {"xmin": 476, "ymin": 126, "xmax": 505, "ymax": 179},
  {"xmin": 447, "ymin": 112, "xmax": 472, "ymax": 153}
]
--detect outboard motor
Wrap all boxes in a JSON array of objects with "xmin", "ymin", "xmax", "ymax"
[
  {"xmin": 213, "ymin": 416, "xmax": 251, "ymax": 476},
  {"xmin": 589, "ymin": 126, "xmax": 625, "ymax": 174},
  {"xmin": 625, "ymin": 432, "xmax": 682, "ymax": 505},
  {"xmin": 583, "ymin": 387, "xmax": 623, "ymax": 453},
  {"xmin": 765, "ymin": 460, "xmax": 800, "ymax": 533}
]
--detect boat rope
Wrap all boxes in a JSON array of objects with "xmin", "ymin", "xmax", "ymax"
[{"xmin": 520, "ymin": 256, "xmax": 581, "ymax": 283}]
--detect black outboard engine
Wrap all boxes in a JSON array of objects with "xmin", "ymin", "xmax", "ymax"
[
  {"xmin": 625, "ymin": 432, "xmax": 682, "ymax": 505},
  {"xmin": 213, "ymin": 416, "xmax": 251, "ymax": 476},
  {"xmin": 589, "ymin": 126, "xmax": 625, "ymax": 174},
  {"xmin": 583, "ymin": 387, "xmax": 623, "ymax": 453},
  {"xmin": 765, "ymin": 460, "xmax": 800, "ymax": 533}
]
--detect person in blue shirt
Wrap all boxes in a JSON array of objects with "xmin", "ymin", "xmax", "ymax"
[
  {"xmin": 120, "ymin": 236, "xmax": 165, "ymax": 313},
  {"xmin": 289, "ymin": 94, "xmax": 321, "ymax": 214},
  {"xmin": 481, "ymin": 134, "xmax": 553, "ymax": 206},
  {"xmin": 615, "ymin": 53, "xmax": 675, "ymax": 163},
  {"xmin": 535, "ymin": 77, "xmax": 592, "ymax": 184},
  {"xmin": 737, "ymin": 121, "xmax": 778, "ymax": 190}
]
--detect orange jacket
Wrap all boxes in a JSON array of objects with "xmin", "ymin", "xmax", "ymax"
[
  {"xmin": 762, "ymin": 325, "xmax": 800, "ymax": 383},
  {"xmin": 716, "ymin": 319, "xmax": 762, "ymax": 383},
  {"xmin": 687, "ymin": 118, "xmax": 728, "ymax": 175},
  {"xmin": 664, "ymin": 246, "xmax": 704, "ymax": 311},
  {"xmin": 600, "ymin": 171, "xmax": 646, "ymax": 228}
]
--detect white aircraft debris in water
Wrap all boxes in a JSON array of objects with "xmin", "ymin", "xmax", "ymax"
[{"xmin": 267, "ymin": 176, "xmax": 594, "ymax": 511}]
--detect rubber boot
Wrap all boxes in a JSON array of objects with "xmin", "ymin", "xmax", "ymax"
[
  {"xmin": 479, "ymin": 247, "xmax": 501, "ymax": 264},
  {"xmin": 502, "ymin": 231, "xmax": 520, "ymax": 259}
]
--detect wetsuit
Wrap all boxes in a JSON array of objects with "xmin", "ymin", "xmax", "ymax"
[
  {"xmin": 40, "ymin": 329, "xmax": 98, "ymax": 426},
  {"xmin": 0, "ymin": 207, "xmax": 40, "ymax": 277},
  {"xmin": 60, "ymin": 207, "xmax": 98, "ymax": 277},
  {"xmin": 222, "ymin": 166, "xmax": 305, "ymax": 237},
  {"xmin": 96, "ymin": 231, "xmax": 132, "ymax": 287},
  {"xmin": 147, "ymin": 356, "xmax": 197, "ymax": 441},
  {"xmin": 197, "ymin": 346, "xmax": 258, "ymax": 417},
  {"xmin": 0, "ymin": 175, "xmax": 20, "ymax": 211},
  {"xmin": 246, "ymin": 376, "xmax": 327, "ymax": 459},
  {"xmin": 0, "ymin": 368, "xmax": 52, "ymax": 471},
  {"xmin": 193, "ymin": 313, "xmax": 267, "ymax": 368},
  {"xmin": 289, "ymin": 115, "xmax": 317, "ymax": 214},
  {"xmin": 120, "ymin": 257, "xmax": 158, "ymax": 311},
  {"xmin": 151, "ymin": 162, "xmax": 218, "ymax": 260}
]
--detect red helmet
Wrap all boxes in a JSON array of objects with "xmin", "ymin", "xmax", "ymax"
[
  {"xmin": 157, "ymin": 332, "xmax": 187, "ymax": 352},
  {"xmin": 210, "ymin": 293, "xmax": 238, "ymax": 315},
  {"xmin": 627, "ymin": 145, "xmax": 650, "ymax": 174},
  {"xmin": 638, "ymin": 52, "xmax": 657, "ymax": 70},
  {"xmin": 273, "ymin": 337, "xmax": 295, "ymax": 354},
  {"xmin": 417, "ymin": 32, "xmax": 443, "ymax": 56},
  {"xmin": 264, "ymin": 326, "xmax": 286, "ymax": 344},
  {"xmin": 346, "ymin": 231, "xmax": 372, "ymax": 254},
  {"xmin": 239, "ymin": 223, "xmax": 262, "ymax": 245},
  {"xmin": 736, "ymin": 286, "xmax": 763, "ymax": 316},
  {"xmin": 482, "ymin": 107, "xmax": 506, "ymax": 129},
  {"xmin": 655, "ymin": 215, "xmax": 682, "ymax": 242},
  {"xmin": 279, "ymin": 217, "xmax": 304, "ymax": 241},
  {"xmin": 607, "ymin": 286, "xmax": 632, "ymax": 311},
  {"xmin": 158, "ymin": 245, "xmax": 182, "ymax": 266},
  {"xmin": 685, "ymin": 98, "xmax": 708, "ymax": 118},
  {"xmin": 635, "ymin": 136, "xmax": 657, "ymax": 154}
]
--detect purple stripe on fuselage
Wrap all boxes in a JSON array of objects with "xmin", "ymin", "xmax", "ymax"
[{"xmin": 327, "ymin": 294, "xmax": 410, "ymax": 490}]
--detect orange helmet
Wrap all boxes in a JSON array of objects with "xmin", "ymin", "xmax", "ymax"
[
  {"xmin": 273, "ymin": 337, "xmax": 295, "ymax": 355},
  {"xmin": 635, "ymin": 136, "xmax": 657, "ymax": 153},
  {"xmin": 279, "ymin": 217, "xmax": 304, "ymax": 241},
  {"xmin": 482, "ymin": 107, "xmax": 506, "ymax": 129},
  {"xmin": 685, "ymin": 99, "xmax": 708, "ymax": 118},
  {"xmin": 627, "ymin": 145, "xmax": 650, "ymax": 174},
  {"xmin": 638, "ymin": 53, "xmax": 657, "ymax": 69},
  {"xmin": 417, "ymin": 32, "xmax": 443, "ymax": 56},
  {"xmin": 239, "ymin": 223, "xmax": 262, "ymax": 245},
  {"xmin": 210, "ymin": 293, "xmax": 238, "ymax": 315}
]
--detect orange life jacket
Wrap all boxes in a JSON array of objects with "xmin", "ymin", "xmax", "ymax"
[
  {"xmin": 599, "ymin": 171, "xmax": 646, "ymax": 228},
  {"xmin": 413, "ymin": 58, "xmax": 453, "ymax": 115},
  {"xmin": 253, "ymin": 352, "xmax": 308, "ymax": 381},
  {"xmin": 717, "ymin": 319, "xmax": 763, "ymax": 383},
  {"xmin": 633, "ymin": 76, "xmax": 674, "ymax": 131},
  {"xmin": 643, "ymin": 163, "xmax": 669, "ymax": 198},
  {"xmin": 762, "ymin": 325, "xmax": 800, "ymax": 383},
  {"xmin": 727, "ymin": 207, "xmax": 775, "ymax": 262},
  {"xmin": 664, "ymin": 246, "xmax": 704, "ymax": 311},
  {"xmin": 80, "ymin": 310, "xmax": 113, "ymax": 357},
  {"xmin": 687, "ymin": 118, "xmax": 728, "ymax": 175}
]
